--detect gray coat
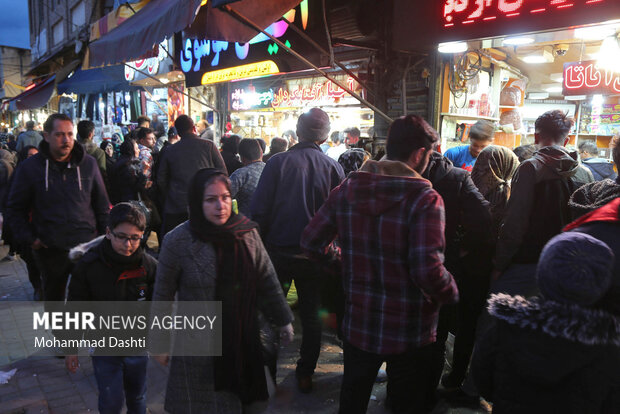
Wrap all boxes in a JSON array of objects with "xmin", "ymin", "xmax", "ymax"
[
  {"xmin": 157, "ymin": 133, "xmax": 225, "ymax": 215},
  {"xmin": 16, "ymin": 130, "xmax": 43, "ymax": 152},
  {"xmin": 152, "ymin": 222, "xmax": 293, "ymax": 413}
]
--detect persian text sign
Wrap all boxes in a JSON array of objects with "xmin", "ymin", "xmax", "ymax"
[
  {"xmin": 393, "ymin": 0, "xmax": 620, "ymax": 50},
  {"xmin": 563, "ymin": 60, "xmax": 620, "ymax": 96}
]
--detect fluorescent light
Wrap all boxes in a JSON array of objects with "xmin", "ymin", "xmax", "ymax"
[
  {"xmin": 549, "ymin": 72, "xmax": 563, "ymax": 82},
  {"xmin": 520, "ymin": 46, "xmax": 554, "ymax": 64},
  {"xmin": 564, "ymin": 95, "xmax": 587, "ymax": 101},
  {"xmin": 545, "ymin": 85, "xmax": 563, "ymax": 93},
  {"xmin": 575, "ymin": 25, "xmax": 617, "ymax": 40},
  {"xmin": 523, "ymin": 55, "xmax": 549, "ymax": 64},
  {"xmin": 438, "ymin": 42, "xmax": 468, "ymax": 54},
  {"xmin": 503, "ymin": 36, "xmax": 535, "ymax": 45},
  {"xmin": 592, "ymin": 94, "xmax": 605, "ymax": 106},
  {"xmin": 596, "ymin": 36, "xmax": 620, "ymax": 73},
  {"xmin": 528, "ymin": 92, "xmax": 550, "ymax": 99}
]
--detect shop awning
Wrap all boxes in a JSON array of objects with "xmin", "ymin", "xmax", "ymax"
[
  {"xmin": 186, "ymin": 0, "xmax": 302, "ymax": 44},
  {"xmin": 7, "ymin": 75, "xmax": 56, "ymax": 111},
  {"xmin": 87, "ymin": 0, "xmax": 202, "ymax": 67},
  {"xmin": 57, "ymin": 65, "xmax": 141, "ymax": 95}
]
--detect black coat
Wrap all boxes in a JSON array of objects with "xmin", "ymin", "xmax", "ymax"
[
  {"xmin": 422, "ymin": 151, "xmax": 491, "ymax": 270},
  {"xmin": 108, "ymin": 155, "xmax": 147, "ymax": 204},
  {"xmin": 473, "ymin": 294, "xmax": 620, "ymax": 414},
  {"xmin": 6, "ymin": 141, "xmax": 110, "ymax": 249}
]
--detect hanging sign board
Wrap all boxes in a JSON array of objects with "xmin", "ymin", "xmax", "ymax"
[
  {"xmin": 176, "ymin": 0, "xmax": 327, "ymax": 87},
  {"xmin": 562, "ymin": 60, "xmax": 620, "ymax": 96},
  {"xmin": 393, "ymin": 0, "xmax": 620, "ymax": 49}
]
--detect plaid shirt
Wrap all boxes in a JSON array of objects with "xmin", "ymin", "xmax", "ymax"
[
  {"xmin": 138, "ymin": 144, "xmax": 153, "ymax": 182},
  {"xmin": 230, "ymin": 161, "xmax": 265, "ymax": 216},
  {"xmin": 301, "ymin": 166, "xmax": 458, "ymax": 354}
]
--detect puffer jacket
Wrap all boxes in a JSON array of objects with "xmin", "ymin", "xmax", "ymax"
[
  {"xmin": 495, "ymin": 146, "xmax": 594, "ymax": 270},
  {"xmin": 473, "ymin": 293, "xmax": 620, "ymax": 414},
  {"xmin": 6, "ymin": 140, "xmax": 110, "ymax": 249}
]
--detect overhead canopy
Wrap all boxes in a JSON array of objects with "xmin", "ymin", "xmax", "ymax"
[
  {"xmin": 8, "ymin": 76, "xmax": 56, "ymax": 111},
  {"xmin": 186, "ymin": 0, "xmax": 302, "ymax": 44},
  {"xmin": 87, "ymin": 0, "xmax": 202, "ymax": 67},
  {"xmin": 57, "ymin": 65, "xmax": 141, "ymax": 95}
]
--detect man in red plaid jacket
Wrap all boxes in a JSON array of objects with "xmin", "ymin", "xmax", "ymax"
[{"xmin": 301, "ymin": 115, "xmax": 459, "ymax": 414}]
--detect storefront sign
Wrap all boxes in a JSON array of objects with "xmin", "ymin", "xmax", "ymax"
[
  {"xmin": 563, "ymin": 60, "xmax": 620, "ymax": 96},
  {"xmin": 230, "ymin": 76, "xmax": 360, "ymax": 110},
  {"xmin": 125, "ymin": 40, "xmax": 173, "ymax": 82},
  {"xmin": 393, "ymin": 0, "xmax": 620, "ymax": 49},
  {"xmin": 177, "ymin": 0, "xmax": 327, "ymax": 87},
  {"xmin": 202, "ymin": 61, "xmax": 280, "ymax": 85}
]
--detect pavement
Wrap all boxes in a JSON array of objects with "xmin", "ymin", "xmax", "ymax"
[{"xmin": 0, "ymin": 255, "xmax": 487, "ymax": 414}]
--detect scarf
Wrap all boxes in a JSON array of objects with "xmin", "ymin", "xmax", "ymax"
[
  {"xmin": 187, "ymin": 168, "xmax": 267, "ymax": 404},
  {"xmin": 100, "ymin": 237, "xmax": 144, "ymax": 274}
]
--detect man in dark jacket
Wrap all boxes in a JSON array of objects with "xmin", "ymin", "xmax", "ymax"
[
  {"xmin": 250, "ymin": 108, "xmax": 345, "ymax": 393},
  {"xmin": 6, "ymin": 113, "xmax": 110, "ymax": 304},
  {"xmin": 422, "ymin": 152, "xmax": 491, "ymax": 396},
  {"xmin": 492, "ymin": 110, "xmax": 594, "ymax": 296},
  {"xmin": 157, "ymin": 115, "xmax": 226, "ymax": 238},
  {"xmin": 579, "ymin": 140, "xmax": 617, "ymax": 181},
  {"xmin": 77, "ymin": 120, "xmax": 107, "ymax": 175},
  {"xmin": 65, "ymin": 202, "xmax": 157, "ymax": 414}
]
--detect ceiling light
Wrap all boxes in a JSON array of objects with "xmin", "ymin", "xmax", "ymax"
[
  {"xmin": 159, "ymin": 78, "xmax": 170, "ymax": 84},
  {"xmin": 549, "ymin": 73, "xmax": 563, "ymax": 82},
  {"xmin": 519, "ymin": 46, "xmax": 554, "ymax": 64},
  {"xmin": 528, "ymin": 92, "xmax": 550, "ymax": 99},
  {"xmin": 575, "ymin": 24, "xmax": 617, "ymax": 41},
  {"xmin": 438, "ymin": 42, "xmax": 468, "ymax": 54},
  {"xmin": 545, "ymin": 85, "xmax": 563, "ymax": 93},
  {"xmin": 564, "ymin": 95, "xmax": 587, "ymax": 101},
  {"xmin": 503, "ymin": 36, "xmax": 535, "ymax": 46},
  {"xmin": 596, "ymin": 36, "xmax": 620, "ymax": 73},
  {"xmin": 592, "ymin": 94, "xmax": 605, "ymax": 106}
]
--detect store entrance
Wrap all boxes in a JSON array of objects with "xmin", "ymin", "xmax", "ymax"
[{"xmin": 438, "ymin": 20, "xmax": 620, "ymax": 165}]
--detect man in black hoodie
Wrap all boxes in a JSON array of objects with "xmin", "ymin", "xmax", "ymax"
[
  {"xmin": 492, "ymin": 110, "xmax": 594, "ymax": 296},
  {"xmin": 6, "ymin": 113, "xmax": 110, "ymax": 304}
]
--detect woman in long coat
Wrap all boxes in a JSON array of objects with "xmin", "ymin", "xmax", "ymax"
[{"xmin": 152, "ymin": 168, "xmax": 294, "ymax": 413}]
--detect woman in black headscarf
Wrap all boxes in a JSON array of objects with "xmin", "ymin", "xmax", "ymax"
[{"xmin": 151, "ymin": 168, "xmax": 294, "ymax": 413}]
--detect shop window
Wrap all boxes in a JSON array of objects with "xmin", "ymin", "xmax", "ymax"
[
  {"xmin": 71, "ymin": 1, "xmax": 86, "ymax": 29},
  {"xmin": 52, "ymin": 20, "xmax": 64, "ymax": 46}
]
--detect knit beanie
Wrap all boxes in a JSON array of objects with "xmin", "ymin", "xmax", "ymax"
[
  {"xmin": 469, "ymin": 120, "xmax": 495, "ymax": 141},
  {"xmin": 536, "ymin": 232, "xmax": 614, "ymax": 307},
  {"xmin": 296, "ymin": 108, "xmax": 331, "ymax": 142}
]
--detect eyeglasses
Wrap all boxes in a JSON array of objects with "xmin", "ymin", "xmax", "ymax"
[{"xmin": 111, "ymin": 231, "xmax": 143, "ymax": 244}]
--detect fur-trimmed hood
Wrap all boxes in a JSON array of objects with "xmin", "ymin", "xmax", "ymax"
[
  {"xmin": 488, "ymin": 293, "xmax": 620, "ymax": 347},
  {"xmin": 69, "ymin": 235, "xmax": 105, "ymax": 262}
]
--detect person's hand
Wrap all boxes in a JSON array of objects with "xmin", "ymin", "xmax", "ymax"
[
  {"xmin": 491, "ymin": 269, "xmax": 503, "ymax": 281},
  {"xmin": 65, "ymin": 355, "xmax": 79, "ymax": 373},
  {"xmin": 152, "ymin": 354, "xmax": 169, "ymax": 367},
  {"xmin": 279, "ymin": 323, "xmax": 294, "ymax": 346},
  {"xmin": 31, "ymin": 238, "xmax": 47, "ymax": 250}
]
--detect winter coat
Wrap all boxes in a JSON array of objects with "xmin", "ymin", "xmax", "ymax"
[
  {"xmin": 6, "ymin": 140, "xmax": 110, "ymax": 250},
  {"xmin": 16, "ymin": 130, "xmax": 42, "ymax": 152},
  {"xmin": 108, "ymin": 155, "xmax": 147, "ymax": 204},
  {"xmin": 422, "ymin": 151, "xmax": 491, "ymax": 271},
  {"xmin": 473, "ymin": 294, "xmax": 620, "ymax": 414},
  {"xmin": 582, "ymin": 157, "xmax": 617, "ymax": 181},
  {"xmin": 569, "ymin": 177, "xmax": 620, "ymax": 219},
  {"xmin": 151, "ymin": 222, "xmax": 293, "ymax": 413},
  {"xmin": 68, "ymin": 235, "xmax": 157, "ymax": 302},
  {"xmin": 81, "ymin": 141, "xmax": 107, "ymax": 173},
  {"xmin": 157, "ymin": 133, "xmax": 226, "ymax": 215},
  {"xmin": 495, "ymin": 145, "xmax": 595, "ymax": 270},
  {"xmin": 221, "ymin": 150, "xmax": 243, "ymax": 176}
]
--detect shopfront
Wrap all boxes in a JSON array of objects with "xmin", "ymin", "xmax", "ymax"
[{"xmin": 393, "ymin": 0, "xmax": 620, "ymax": 157}]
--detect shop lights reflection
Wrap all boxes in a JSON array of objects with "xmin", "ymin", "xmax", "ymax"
[{"xmin": 438, "ymin": 42, "xmax": 468, "ymax": 53}]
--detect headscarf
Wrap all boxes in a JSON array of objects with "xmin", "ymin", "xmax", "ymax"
[
  {"xmin": 471, "ymin": 145, "xmax": 519, "ymax": 233},
  {"xmin": 338, "ymin": 148, "xmax": 371, "ymax": 176},
  {"xmin": 187, "ymin": 168, "xmax": 267, "ymax": 403}
]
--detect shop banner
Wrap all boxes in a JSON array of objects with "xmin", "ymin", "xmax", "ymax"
[
  {"xmin": 393, "ymin": 0, "xmax": 620, "ymax": 50},
  {"xmin": 124, "ymin": 39, "xmax": 174, "ymax": 82},
  {"xmin": 168, "ymin": 86, "xmax": 185, "ymax": 125},
  {"xmin": 563, "ymin": 60, "xmax": 620, "ymax": 96},
  {"xmin": 177, "ymin": 0, "xmax": 327, "ymax": 87}
]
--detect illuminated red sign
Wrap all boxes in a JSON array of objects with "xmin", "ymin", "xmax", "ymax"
[
  {"xmin": 393, "ymin": 0, "xmax": 620, "ymax": 50},
  {"xmin": 563, "ymin": 60, "xmax": 620, "ymax": 96}
]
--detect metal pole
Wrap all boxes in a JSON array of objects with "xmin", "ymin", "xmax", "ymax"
[
  {"xmin": 122, "ymin": 63, "xmax": 219, "ymax": 113},
  {"xmin": 222, "ymin": 5, "xmax": 393, "ymax": 124}
]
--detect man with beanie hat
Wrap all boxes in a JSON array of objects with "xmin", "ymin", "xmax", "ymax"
[
  {"xmin": 250, "ymin": 108, "xmax": 345, "ymax": 393},
  {"xmin": 443, "ymin": 120, "xmax": 495, "ymax": 172},
  {"xmin": 472, "ymin": 232, "xmax": 619, "ymax": 413}
]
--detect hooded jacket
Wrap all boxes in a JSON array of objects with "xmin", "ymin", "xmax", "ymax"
[
  {"xmin": 6, "ymin": 140, "xmax": 110, "ymax": 249},
  {"xmin": 473, "ymin": 294, "xmax": 620, "ymax": 413},
  {"xmin": 495, "ymin": 146, "xmax": 594, "ymax": 270},
  {"xmin": 301, "ymin": 160, "xmax": 458, "ymax": 354},
  {"xmin": 16, "ymin": 129, "xmax": 43, "ymax": 152},
  {"xmin": 582, "ymin": 157, "xmax": 617, "ymax": 181},
  {"xmin": 422, "ymin": 151, "xmax": 491, "ymax": 270},
  {"xmin": 81, "ymin": 140, "xmax": 107, "ymax": 172}
]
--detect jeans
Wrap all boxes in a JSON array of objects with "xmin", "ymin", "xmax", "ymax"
[
  {"xmin": 268, "ymin": 247, "xmax": 322, "ymax": 377},
  {"xmin": 91, "ymin": 356, "xmax": 148, "ymax": 414},
  {"xmin": 339, "ymin": 340, "xmax": 438, "ymax": 414},
  {"xmin": 33, "ymin": 247, "xmax": 72, "ymax": 309}
]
